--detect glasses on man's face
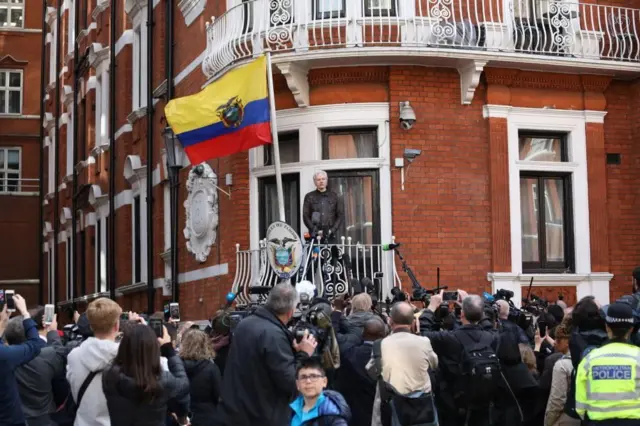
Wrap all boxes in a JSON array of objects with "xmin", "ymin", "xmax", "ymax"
[{"xmin": 297, "ymin": 374, "xmax": 325, "ymax": 382}]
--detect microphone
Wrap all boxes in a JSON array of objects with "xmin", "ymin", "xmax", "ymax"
[
  {"xmin": 382, "ymin": 243, "xmax": 401, "ymax": 251},
  {"xmin": 225, "ymin": 292, "xmax": 237, "ymax": 305}
]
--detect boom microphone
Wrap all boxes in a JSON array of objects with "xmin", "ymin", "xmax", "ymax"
[{"xmin": 382, "ymin": 243, "xmax": 401, "ymax": 251}]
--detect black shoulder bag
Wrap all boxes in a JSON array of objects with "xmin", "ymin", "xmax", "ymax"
[{"xmin": 52, "ymin": 370, "xmax": 101, "ymax": 426}]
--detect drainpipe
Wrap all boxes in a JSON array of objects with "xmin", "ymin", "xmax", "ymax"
[
  {"xmin": 146, "ymin": 0, "xmax": 155, "ymax": 314},
  {"xmin": 166, "ymin": 0, "xmax": 178, "ymax": 303},
  {"xmin": 71, "ymin": 0, "xmax": 80, "ymax": 302},
  {"xmin": 37, "ymin": 0, "xmax": 47, "ymax": 306},
  {"xmin": 108, "ymin": 0, "xmax": 117, "ymax": 300},
  {"xmin": 53, "ymin": 0, "xmax": 62, "ymax": 305}
]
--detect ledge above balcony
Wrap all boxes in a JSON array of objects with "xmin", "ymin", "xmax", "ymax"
[{"xmin": 203, "ymin": 0, "xmax": 640, "ymax": 102}]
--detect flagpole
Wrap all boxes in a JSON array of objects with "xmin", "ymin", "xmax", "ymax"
[{"xmin": 266, "ymin": 52, "xmax": 286, "ymax": 223}]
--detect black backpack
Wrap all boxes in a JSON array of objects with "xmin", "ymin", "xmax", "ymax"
[
  {"xmin": 51, "ymin": 370, "xmax": 100, "ymax": 426},
  {"xmin": 453, "ymin": 332, "xmax": 501, "ymax": 409}
]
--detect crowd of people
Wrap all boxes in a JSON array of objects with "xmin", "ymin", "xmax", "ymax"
[{"xmin": 1, "ymin": 271, "xmax": 640, "ymax": 426}]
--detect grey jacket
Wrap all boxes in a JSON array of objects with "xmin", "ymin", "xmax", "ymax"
[
  {"xmin": 14, "ymin": 331, "xmax": 67, "ymax": 422},
  {"xmin": 544, "ymin": 356, "xmax": 581, "ymax": 426}
]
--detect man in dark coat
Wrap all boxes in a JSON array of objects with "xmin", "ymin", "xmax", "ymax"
[{"xmin": 217, "ymin": 283, "xmax": 317, "ymax": 426}]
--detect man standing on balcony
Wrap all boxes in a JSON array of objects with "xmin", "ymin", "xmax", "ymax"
[{"xmin": 303, "ymin": 171, "xmax": 344, "ymax": 243}]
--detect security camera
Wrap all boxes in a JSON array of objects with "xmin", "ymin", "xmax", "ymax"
[
  {"xmin": 399, "ymin": 101, "xmax": 416, "ymax": 131},
  {"xmin": 404, "ymin": 148, "xmax": 422, "ymax": 161}
]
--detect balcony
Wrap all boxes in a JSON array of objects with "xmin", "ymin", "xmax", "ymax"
[
  {"xmin": 230, "ymin": 237, "xmax": 402, "ymax": 305},
  {"xmin": 203, "ymin": 0, "xmax": 640, "ymax": 103},
  {"xmin": 0, "ymin": 177, "xmax": 39, "ymax": 196}
]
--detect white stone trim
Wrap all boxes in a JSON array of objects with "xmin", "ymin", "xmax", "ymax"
[
  {"xmin": 116, "ymin": 30, "xmax": 134, "ymax": 55},
  {"xmin": 115, "ymin": 124, "xmax": 132, "ymax": 140},
  {"xmin": 488, "ymin": 272, "xmax": 613, "ymax": 308},
  {"xmin": 249, "ymin": 103, "xmax": 393, "ymax": 293},
  {"xmin": 178, "ymin": 0, "xmax": 206, "ymax": 27},
  {"xmin": 483, "ymin": 105, "xmax": 610, "ymax": 306}
]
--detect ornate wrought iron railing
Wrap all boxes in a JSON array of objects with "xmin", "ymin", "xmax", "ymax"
[
  {"xmin": 203, "ymin": 0, "xmax": 640, "ymax": 78},
  {"xmin": 230, "ymin": 236, "xmax": 402, "ymax": 305}
]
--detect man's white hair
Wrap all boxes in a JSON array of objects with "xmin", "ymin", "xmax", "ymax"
[{"xmin": 313, "ymin": 170, "xmax": 328, "ymax": 181}]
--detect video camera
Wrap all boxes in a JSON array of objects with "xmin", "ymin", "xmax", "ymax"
[{"xmin": 492, "ymin": 287, "xmax": 535, "ymax": 336}]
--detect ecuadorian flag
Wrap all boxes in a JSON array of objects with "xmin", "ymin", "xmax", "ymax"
[{"xmin": 164, "ymin": 56, "xmax": 272, "ymax": 164}]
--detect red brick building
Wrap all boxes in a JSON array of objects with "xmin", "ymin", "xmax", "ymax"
[
  {"xmin": 43, "ymin": 0, "xmax": 640, "ymax": 320},
  {"xmin": 0, "ymin": 0, "xmax": 42, "ymax": 304}
]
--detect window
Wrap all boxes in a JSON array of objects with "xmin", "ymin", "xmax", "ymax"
[
  {"xmin": 322, "ymin": 128, "xmax": 378, "ymax": 160},
  {"xmin": 132, "ymin": 24, "xmax": 147, "ymax": 110},
  {"xmin": 327, "ymin": 169, "xmax": 380, "ymax": 245},
  {"xmin": 241, "ymin": 0, "xmax": 253, "ymax": 34},
  {"xmin": 314, "ymin": 0, "xmax": 345, "ymax": 20},
  {"xmin": 364, "ymin": 0, "xmax": 397, "ymax": 17},
  {"xmin": 519, "ymin": 134, "xmax": 573, "ymax": 273},
  {"xmin": 67, "ymin": 0, "xmax": 75, "ymax": 55},
  {"xmin": 133, "ymin": 195, "xmax": 141, "ymax": 283},
  {"xmin": 259, "ymin": 174, "xmax": 300, "ymax": 240},
  {"xmin": 47, "ymin": 131, "xmax": 55, "ymax": 194},
  {"xmin": 0, "ymin": 148, "xmax": 19, "ymax": 192},
  {"xmin": 94, "ymin": 73, "xmax": 109, "ymax": 146},
  {"xmin": 0, "ymin": 70, "xmax": 22, "ymax": 114},
  {"xmin": 0, "ymin": 0, "xmax": 23, "ymax": 27},
  {"xmin": 48, "ymin": 242, "xmax": 55, "ymax": 304},
  {"xmin": 66, "ymin": 112, "xmax": 74, "ymax": 176},
  {"xmin": 263, "ymin": 132, "xmax": 299, "ymax": 166},
  {"xmin": 49, "ymin": 22, "xmax": 57, "ymax": 85},
  {"xmin": 519, "ymin": 135, "xmax": 566, "ymax": 162},
  {"xmin": 66, "ymin": 236, "xmax": 72, "ymax": 300},
  {"xmin": 96, "ymin": 217, "xmax": 107, "ymax": 292}
]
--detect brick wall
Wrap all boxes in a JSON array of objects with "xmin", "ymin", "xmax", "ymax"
[
  {"xmin": 389, "ymin": 67, "xmax": 492, "ymax": 295},
  {"xmin": 0, "ymin": 0, "xmax": 43, "ymax": 291},
  {"xmin": 604, "ymin": 80, "xmax": 640, "ymax": 301}
]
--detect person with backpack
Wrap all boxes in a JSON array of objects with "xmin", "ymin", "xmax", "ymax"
[
  {"xmin": 366, "ymin": 301, "xmax": 439, "ymax": 426},
  {"xmin": 419, "ymin": 292, "xmax": 507, "ymax": 426},
  {"xmin": 66, "ymin": 298, "xmax": 122, "ymax": 426}
]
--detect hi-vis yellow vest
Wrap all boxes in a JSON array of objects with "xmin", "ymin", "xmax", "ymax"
[{"xmin": 575, "ymin": 341, "xmax": 640, "ymax": 420}]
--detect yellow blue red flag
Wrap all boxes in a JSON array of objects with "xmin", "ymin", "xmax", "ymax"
[{"xmin": 164, "ymin": 56, "xmax": 272, "ymax": 164}]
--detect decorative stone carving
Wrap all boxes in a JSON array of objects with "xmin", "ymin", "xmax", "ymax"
[
  {"xmin": 276, "ymin": 62, "xmax": 310, "ymax": 108},
  {"xmin": 457, "ymin": 59, "xmax": 486, "ymax": 105},
  {"xmin": 184, "ymin": 163, "xmax": 219, "ymax": 263}
]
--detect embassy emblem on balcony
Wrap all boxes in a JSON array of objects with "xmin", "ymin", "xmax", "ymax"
[
  {"xmin": 216, "ymin": 96, "xmax": 245, "ymax": 128},
  {"xmin": 266, "ymin": 221, "xmax": 303, "ymax": 280}
]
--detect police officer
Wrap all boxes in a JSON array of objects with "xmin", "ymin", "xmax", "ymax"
[{"xmin": 575, "ymin": 301, "xmax": 640, "ymax": 425}]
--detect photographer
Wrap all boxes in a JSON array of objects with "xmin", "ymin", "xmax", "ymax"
[
  {"xmin": 366, "ymin": 302, "xmax": 438, "ymax": 426},
  {"xmin": 496, "ymin": 300, "xmax": 530, "ymax": 346},
  {"xmin": 419, "ymin": 291, "xmax": 512, "ymax": 426},
  {"xmin": 217, "ymin": 283, "xmax": 318, "ymax": 426}
]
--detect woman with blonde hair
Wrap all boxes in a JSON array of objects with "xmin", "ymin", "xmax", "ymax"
[{"xmin": 179, "ymin": 329, "xmax": 222, "ymax": 426}]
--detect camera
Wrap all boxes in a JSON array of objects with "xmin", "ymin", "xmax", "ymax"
[{"xmin": 399, "ymin": 101, "xmax": 416, "ymax": 130}]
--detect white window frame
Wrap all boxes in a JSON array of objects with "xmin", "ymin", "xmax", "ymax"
[
  {"xmin": 0, "ymin": 0, "xmax": 24, "ymax": 28},
  {"xmin": 0, "ymin": 69, "xmax": 23, "ymax": 115},
  {"xmin": 0, "ymin": 146, "xmax": 21, "ymax": 193},
  {"xmin": 484, "ymin": 105, "xmax": 612, "ymax": 306},
  {"xmin": 67, "ymin": 0, "xmax": 75, "ymax": 55},
  {"xmin": 131, "ymin": 20, "xmax": 147, "ymax": 110},
  {"xmin": 249, "ymin": 102, "xmax": 393, "ymax": 292}
]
